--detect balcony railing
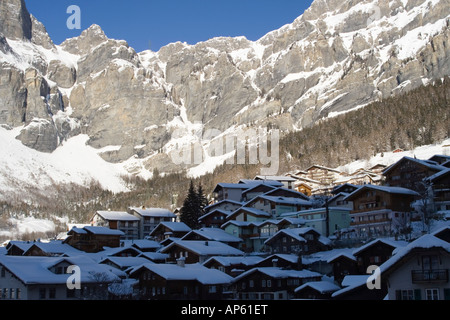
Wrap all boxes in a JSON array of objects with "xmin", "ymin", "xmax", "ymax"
[{"xmin": 411, "ymin": 269, "xmax": 449, "ymax": 283}]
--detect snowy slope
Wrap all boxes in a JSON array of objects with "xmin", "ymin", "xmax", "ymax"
[{"xmin": 0, "ymin": 125, "xmax": 134, "ymax": 197}]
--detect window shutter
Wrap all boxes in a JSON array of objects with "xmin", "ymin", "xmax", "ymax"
[{"xmin": 414, "ymin": 289, "xmax": 422, "ymax": 300}]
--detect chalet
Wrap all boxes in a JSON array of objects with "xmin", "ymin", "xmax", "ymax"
[
  {"xmin": 22, "ymin": 240, "xmax": 84, "ymax": 257},
  {"xmin": 294, "ymin": 280, "xmax": 341, "ymax": 300},
  {"xmin": 282, "ymin": 207, "xmax": 351, "ymax": 237},
  {"xmin": 380, "ymin": 234, "xmax": 450, "ymax": 300},
  {"xmin": 241, "ymin": 183, "xmax": 279, "ymax": 202},
  {"xmin": 221, "ymin": 220, "xmax": 263, "ymax": 252},
  {"xmin": 327, "ymin": 192, "xmax": 353, "ymax": 210},
  {"xmin": 352, "ymin": 238, "xmax": 407, "ymax": 275},
  {"xmin": 202, "ymin": 256, "xmax": 264, "ymax": 276},
  {"xmin": 255, "ymin": 254, "xmax": 302, "ymax": 270},
  {"xmin": 382, "ymin": 156, "xmax": 446, "ymax": 191},
  {"xmin": 295, "ymin": 182, "xmax": 313, "ymax": 197},
  {"xmin": 64, "ymin": 226, "xmax": 125, "ymax": 253},
  {"xmin": 254, "ymin": 176, "xmax": 297, "ymax": 190},
  {"xmin": 198, "ymin": 209, "xmax": 230, "ymax": 228},
  {"xmin": 264, "ymin": 227, "xmax": 331, "ymax": 255},
  {"xmin": 181, "ymin": 228, "xmax": 243, "ymax": 248},
  {"xmin": 212, "ymin": 183, "xmax": 251, "ymax": 202},
  {"xmin": 297, "ymin": 165, "xmax": 343, "ymax": 188},
  {"xmin": 148, "ymin": 221, "xmax": 191, "ymax": 243},
  {"xmin": 344, "ymin": 185, "xmax": 419, "ymax": 238},
  {"xmin": 331, "ymin": 183, "xmax": 360, "ymax": 195},
  {"xmin": 331, "ymin": 274, "xmax": 387, "ymax": 300},
  {"xmin": 92, "ymin": 211, "xmax": 140, "ymax": 240},
  {"xmin": 203, "ymin": 199, "xmax": 243, "ymax": 214},
  {"xmin": 0, "ymin": 255, "xmax": 120, "ymax": 300},
  {"xmin": 425, "ymin": 168, "xmax": 450, "ymax": 213},
  {"xmin": 160, "ymin": 240, "xmax": 244, "ymax": 264},
  {"xmin": 243, "ymin": 195, "xmax": 313, "ymax": 218},
  {"xmin": 128, "ymin": 206, "xmax": 176, "ymax": 239},
  {"xmin": 264, "ymin": 187, "xmax": 311, "ymax": 201},
  {"xmin": 233, "ymin": 267, "xmax": 322, "ymax": 300},
  {"xmin": 138, "ymin": 252, "xmax": 168, "ymax": 264},
  {"xmin": 327, "ymin": 252, "xmax": 358, "ymax": 285},
  {"xmin": 129, "ymin": 261, "xmax": 233, "ymax": 300},
  {"xmin": 335, "ymin": 172, "xmax": 382, "ymax": 186},
  {"xmin": 4, "ymin": 241, "xmax": 34, "ymax": 256},
  {"xmin": 226, "ymin": 207, "xmax": 271, "ymax": 223},
  {"xmin": 99, "ymin": 256, "xmax": 151, "ymax": 272},
  {"xmin": 122, "ymin": 239, "xmax": 162, "ymax": 252},
  {"xmin": 104, "ymin": 246, "xmax": 142, "ymax": 258}
]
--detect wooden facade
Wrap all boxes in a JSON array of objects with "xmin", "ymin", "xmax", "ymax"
[
  {"xmin": 345, "ymin": 186, "xmax": 417, "ymax": 238},
  {"xmin": 383, "ymin": 157, "xmax": 444, "ymax": 191}
]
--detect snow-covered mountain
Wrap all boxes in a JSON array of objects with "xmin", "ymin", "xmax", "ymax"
[{"xmin": 0, "ymin": 0, "xmax": 449, "ymax": 195}]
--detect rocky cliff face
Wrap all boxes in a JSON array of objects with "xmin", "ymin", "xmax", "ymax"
[{"xmin": 0, "ymin": 0, "xmax": 449, "ymax": 176}]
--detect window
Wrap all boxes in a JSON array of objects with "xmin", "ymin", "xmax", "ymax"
[
  {"xmin": 426, "ymin": 288, "xmax": 439, "ymax": 300},
  {"xmin": 209, "ymin": 286, "xmax": 217, "ymax": 293},
  {"xmin": 39, "ymin": 288, "xmax": 46, "ymax": 300},
  {"xmin": 1, "ymin": 267, "xmax": 5, "ymax": 277},
  {"xmin": 10, "ymin": 288, "xmax": 14, "ymax": 299},
  {"xmin": 16, "ymin": 288, "xmax": 21, "ymax": 300},
  {"xmin": 396, "ymin": 290, "xmax": 414, "ymax": 300},
  {"xmin": 249, "ymin": 280, "xmax": 254, "ymax": 288},
  {"xmin": 267, "ymin": 280, "xmax": 272, "ymax": 288},
  {"xmin": 261, "ymin": 280, "xmax": 266, "ymax": 287},
  {"xmin": 49, "ymin": 288, "xmax": 56, "ymax": 299}
]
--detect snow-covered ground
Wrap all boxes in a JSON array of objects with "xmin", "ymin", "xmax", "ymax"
[
  {"xmin": 0, "ymin": 125, "xmax": 134, "ymax": 197},
  {"xmin": 337, "ymin": 138, "xmax": 450, "ymax": 174}
]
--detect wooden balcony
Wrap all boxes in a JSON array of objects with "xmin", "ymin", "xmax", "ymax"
[{"xmin": 411, "ymin": 269, "xmax": 449, "ymax": 283}]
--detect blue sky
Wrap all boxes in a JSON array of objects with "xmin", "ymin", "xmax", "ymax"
[{"xmin": 26, "ymin": 0, "xmax": 313, "ymax": 52}]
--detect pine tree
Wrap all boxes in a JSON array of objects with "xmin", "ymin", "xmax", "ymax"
[
  {"xmin": 180, "ymin": 180, "xmax": 201, "ymax": 230},
  {"xmin": 197, "ymin": 184, "xmax": 208, "ymax": 212}
]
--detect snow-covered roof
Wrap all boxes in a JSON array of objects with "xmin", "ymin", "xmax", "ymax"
[
  {"xmin": 0, "ymin": 255, "xmax": 120, "ymax": 285},
  {"xmin": 258, "ymin": 195, "xmax": 313, "ymax": 206},
  {"xmin": 96, "ymin": 211, "xmax": 140, "ymax": 221},
  {"xmin": 331, "ymin": 275, "xmax": 370, "ymax": 298},
  {"xmin": 259, "ymin": 253, "xmax": 300, "ymax": 265},
  {"xmin": 239, "ymin": 179, "xmax": 284, "ymax": 187},
  {"xmin": 128, "ymin": 207, "xmax": 175, "ymax": 218},
  {"xmin": 23, "ymin": 240, "xmax": 84, "ymax": 256},
  {"xmin": 121, "ymin": 239, "xmax": 161, "ymax": 250},
  {"xmin": 383, "ymin": 156, "xmax": 447, "ymax": 175},
  {"xmin": 183, "ymin": 228, "xmax": 243, "ymax": 243},
  {"xmin": 295, "ymin": 280, "xmax": 341, "ymax": 294},
  {"xmin": 161, "ymin": 240, "xmax": 244, "ymax": 256},
  {"xmin": 151, "ymin": 221, "xmax": 191, "ymax": 233},
  {"xmin": 380, "ymin": 234, "xmax": 450, "ymax": 274},
  {"xmin": 326, "ymin": 251, "xmax": 357, "ymax": 263},
  {"xmin": 129, "ymin": 263, "xmax": 233, "ymax": 284},
  {"xmin": 352, "ymin": 238, "xmax": 408, "ymax": 256},
  {"xmin": 203, "ymin": 255, "xmax": 264, "ymax": 267},
  {"xmin": 264, "ymin": 187, "xmax": 310, "ymax": 200},
  {"xmin": 234, "ymin": 267, "xmax": 321, "ymax": 282},
  {"xmin": 229, "ymin": 207, "xmax": 272, "ymax": 219},
  {"xmin": 83, "ymin": 226, "xmax": 125, "ymax": 236},
  {"xmin": 204, "ymin": 199, "xmax": 244, "ymax": 212},
  {"xmin": 344, "ymin": 184, "xmax": 419, "ymax": 200},
  {"xmin": 100, "ymin": 256, "xmax": 151, "ymax": 269},
  {"xmin": 138, "ymin": 252, "xmax": 169, "ymax": 261},
  {"xmin": 199, "ymin": 208, "xmax": 231, "ymax": 220}
]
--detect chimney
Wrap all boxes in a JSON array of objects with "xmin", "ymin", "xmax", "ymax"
[
  {"xmin": 177, "ymin": 257, "xmax": 186, "ymax": 268},
  {"xmin": 272, "ymin": 258, "xmax": 278, "ymax": 268}
]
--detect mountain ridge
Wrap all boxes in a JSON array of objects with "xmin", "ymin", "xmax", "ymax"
[{"xmin": 0, "ymin": 0, "xmax": 449, "ymax": 184}]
